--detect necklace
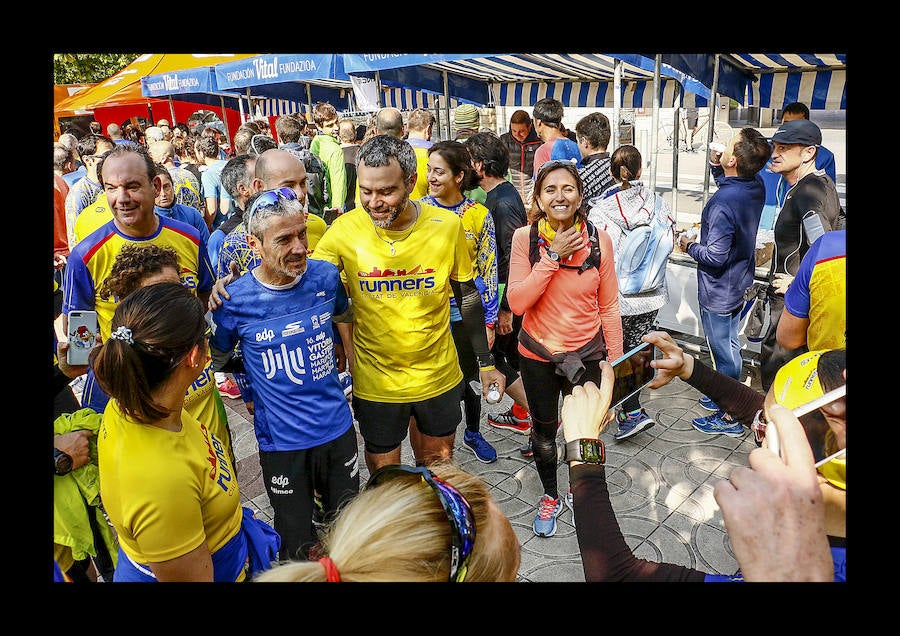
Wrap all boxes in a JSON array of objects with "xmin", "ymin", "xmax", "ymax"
[{"xmin": 373, "ymin": 203, "xmax": 419, "ymax": 256}]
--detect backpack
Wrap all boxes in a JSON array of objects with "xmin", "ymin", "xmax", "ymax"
[
  {"xmin": 615, "ymin": 196, "xmax": 675, "ymax": 295},
  {"xmin": 528, "ymin": 219, "xmax": 602, "ymax": 274}
]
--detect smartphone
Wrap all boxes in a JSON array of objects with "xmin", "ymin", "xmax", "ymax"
[
  {"xmin": 766, "ymin": 384, "xmax": 846, "ymax": 458},
  {"xmin": 67, "ymin": 310, "xmax": 99, "ymax": 366},
  {"xmin": 609, "ymin": 341, "xmax": 657, "ymax": 409}
]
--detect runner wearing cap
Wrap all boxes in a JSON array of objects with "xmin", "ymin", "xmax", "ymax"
[{"xmin": 759, "ymin": 118, "xmax": 845, "ymax": 392}]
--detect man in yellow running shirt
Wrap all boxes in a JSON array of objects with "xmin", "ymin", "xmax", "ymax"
[{"xmin": 314, "ymin": 135, "xmax": 506, "ymax": 472}]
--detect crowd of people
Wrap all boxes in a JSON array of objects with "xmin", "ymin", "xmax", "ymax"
[{"xmin": 53, "ymin": 98, "xmax": 845, "ymax": 583}]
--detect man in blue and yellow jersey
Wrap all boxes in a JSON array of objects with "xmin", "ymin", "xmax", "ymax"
[
  {"xmin": 62, "ymin": 144, "xmax": 215, "ymax": 414},
  {"xmin": 314, "ymin": 134, "xmax": 506, "ymax": 473}
]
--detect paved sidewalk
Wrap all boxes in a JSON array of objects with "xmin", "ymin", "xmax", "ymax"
[{"xmin": 228, "ymin": 343, "xmax": 760, "ymax": 582}]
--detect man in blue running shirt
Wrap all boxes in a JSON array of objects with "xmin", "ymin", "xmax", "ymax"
[{"xmin": 209, "ymin": 187, "xmax": 358, "ymax": 562}]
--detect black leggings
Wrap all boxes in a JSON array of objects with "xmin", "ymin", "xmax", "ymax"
[
  {"xmin": 519, "ymin": 355, "xmax": 604, "ymax": 500},
  {"xmin": 620, "ymin": 311, "xmax": 658, "ymax": 413}
]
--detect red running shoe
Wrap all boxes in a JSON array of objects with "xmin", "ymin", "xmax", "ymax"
[
  {"xmin": 217, "ymin": 377, "xmax": 242, "ymax": 399},
  {"xmin": 487, "ymin": 407, "xmax": 531, "ymax": 434}
]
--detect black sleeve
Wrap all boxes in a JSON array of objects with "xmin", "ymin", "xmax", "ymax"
[
  {"xmin": 491, "ymin": 199, "xmax": 528, "ymax": 311},
  {"xmin": 684, "ymin": 359, "xmax": 765, "ymax": 427},
  {"xmin": 450, "ymin": 278, "xmax": 490, "ymax": 359},
  {"xmin": 571, "ymin": 464, "xmax": 705, "ymax": 582}
]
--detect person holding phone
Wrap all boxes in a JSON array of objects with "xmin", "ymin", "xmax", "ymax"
[
  {"xmin": 506, "ymin": 159, "xmax": 623, "ymax": 538},
  {"xmin": 563, "ymin": 373, "xmax": 836, "ymax": 582}
]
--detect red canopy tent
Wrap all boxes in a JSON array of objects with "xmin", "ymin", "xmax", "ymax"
[{"xmin": 53, "ymin": 54, "xmax": 259, "ymax": 140}]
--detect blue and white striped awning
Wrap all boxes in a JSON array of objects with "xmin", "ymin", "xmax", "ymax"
[
  {"xmin": 491, "ymin": 79, "xmax": 701, "ymax": 109},
  {"xmin": 729, "ymin": 53, "xmax": 846, "ymax": 110},
  {"xmin": 658, "ymin": 53, "xmax": 846, "ymax": 110}
]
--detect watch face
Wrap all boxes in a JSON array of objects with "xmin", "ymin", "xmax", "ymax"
[
  {"xmin": 55, "ymin": 449, "xmax": 73, "ymax": 474},
  {"xmin": 568, "ymin": 439, "xmax": 605, "ymax": 464},
  {"xmin": 581, "ymin": 439, "xmax": 604, "ymax": 463}
]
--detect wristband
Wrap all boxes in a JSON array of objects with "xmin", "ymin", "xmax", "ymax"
[
  {"xmin": 485, "ymin": 322, "xmax": 495, "ymax": 330},
  {"xmin": 476, "ymin": 353, "xmax": 495, "ymax": 369}
]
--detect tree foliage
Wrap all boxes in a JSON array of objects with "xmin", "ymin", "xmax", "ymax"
[{"xmin": 53, "ymin": 53, "xmax": 140, "ymax": 85}]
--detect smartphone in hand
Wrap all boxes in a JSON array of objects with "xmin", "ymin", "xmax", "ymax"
[
  {"xmin": 67, "ymin": 310, "xmax": 99, "ymax": 366},
  {"xmin": 609, "ymin": 341, "xmax": 657, "ymax": 409}
]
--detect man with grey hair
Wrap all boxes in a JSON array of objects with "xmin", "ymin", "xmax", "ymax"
[
  {"xmin": 208, "ymin": 185, "xmax": 359, "ymax": 562},
  {"xmin": 143, "ymin": 126, "xmax": 166, "ymax": 144},
  {"xmin": 313, "ymin": 134, "xmax": 506, "ymax": 473},
  {"xmin": 58, "ymin": 133, "xmax": 85, "ymax": 187}
]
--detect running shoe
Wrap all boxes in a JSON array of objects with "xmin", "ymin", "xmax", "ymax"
[
  {"xmin": 487, "ymin": 407, "xmax": 532, "ymax": 434},
  {"xmin": 217, "ymin": 376, "xmax": 242, "ymax": 399},
  {"xmin": 519, "ymin": 435, "xmax": 533, "ymax": 458},
  {"xmin": 698, "ymin": 396, "xmax": 719, "ymax": 411},
  {"xmin": 462, "ymin": 430, "xmax": 498, "ymax": 463},
  {"xmin": 532, "ymin": 494, "xmax": 563, "ymax": 537},
  {"xmin": 691, "ymin": 411, "xmax": 745, "ymax": 437},
  {"xmin": 613, "ymin": 409, "xmax": 656, "ymax": 440}
]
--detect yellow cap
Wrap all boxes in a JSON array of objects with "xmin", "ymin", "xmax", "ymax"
[
  {"xmin": 818, "ymin": 454, "xmax": 846, "ymax": 490},
  {"xmin": 772, "ymin": 350, "xmax": 828, "ymax": 409}
]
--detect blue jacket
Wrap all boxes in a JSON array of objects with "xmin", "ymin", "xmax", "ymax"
[{"xmin": 687, "ymin": 169, "xmax": 765, "ymax": 314}]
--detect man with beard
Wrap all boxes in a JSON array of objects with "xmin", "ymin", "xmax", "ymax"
[
  {"xmin": 208, "ymin": 186, "xmax": 358, "ymax": 562},
  {"xmin": 313, "ymin": 134, "xmax": 505, "ymax": 473}
]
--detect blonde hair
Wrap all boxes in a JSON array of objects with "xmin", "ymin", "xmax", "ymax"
[{"xmin": 254, "ymin": 460, "xmax": 520, "ymax": 582}]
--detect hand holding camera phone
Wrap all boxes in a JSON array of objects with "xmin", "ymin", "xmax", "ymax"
[
  {"xmin": 66, "ymin": 310, "xmax": 99, "ymax": 366},
  {"xmin": 609, "ymin": 341, "xmax": 657, "ymax": 409}
]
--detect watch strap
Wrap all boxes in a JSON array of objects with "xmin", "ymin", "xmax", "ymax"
[
  {"xmin": 54, "ymin": 447, "xmax": 73, "ymax": 476},
  {"xmin": 564, "ymin": 438, "xmax": 605, "ymax": 464}
]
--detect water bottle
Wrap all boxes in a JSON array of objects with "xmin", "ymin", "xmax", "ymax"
[{"xmin": 469, "ymin": 380, "xmax": 501, "ymax": 404}]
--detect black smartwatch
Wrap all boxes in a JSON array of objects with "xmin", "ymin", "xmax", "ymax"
[
  {"xmin": 546, "ymin": 249, "xmax": 561, "ymax": 262},
  {"xmin": 54, "ymin": 447, "xmax": 73, "ymax": 476},
  {"xmin": 564, "ymin": 438, "xmax": 605, "ymax": 464}
]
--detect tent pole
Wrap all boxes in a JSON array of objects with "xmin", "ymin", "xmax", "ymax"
[
  {"xmin": 612, "ymin": 60, "xmax": 621, "ymax": 153},
  {"xmin": 306, "ymin": 84, "xmax": 313, "ymax": 118},
  {"xmin": 220, "ymin": 95, "xmax": 230, "ymax": 142},
  {"xmin": 169, "ymin": 96, "xmax": 177, "ymax": 126},
  {"xmin": 701, "ymin": 54, "xmax": 721, "ymax": 209},
  {"xmin": 650, "ymin": 55, "xmax": 661, "ymax": 192},
  {"xmin": 442, "ymin": 71, "xmax": 451, "ymax": 140},
  {"xmin": 671, "ymin": 84, "xmax": 684, "ymax": 222},
  {"xmin": 376, "ymin": 71, "xmax": 383, "ymax": 108}
]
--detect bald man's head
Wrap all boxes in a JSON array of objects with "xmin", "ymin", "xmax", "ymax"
[
  {"xmin": 375, "ymin": 108, "xmax": 405, "ymax": 138},
  {"xmin": 148, "ymin": 141, "xmax": 176, "ymax": 165}
]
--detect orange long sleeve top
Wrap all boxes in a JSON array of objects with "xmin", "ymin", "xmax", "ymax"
[{"xmin": 507, "ymin": 223, "xmax": 623, "ymax": 363}]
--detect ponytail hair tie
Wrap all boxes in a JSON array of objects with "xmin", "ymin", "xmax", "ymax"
[
  {"xmin": 110, "ymin": 326, "xmax": 134, "ymax": 345},
  {"xmin": 318, "ymin": 556, "xmax": 341, "ymax": 582}
]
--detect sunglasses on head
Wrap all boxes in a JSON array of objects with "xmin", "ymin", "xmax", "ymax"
[
  {"xmin": 246, "ymin": 187, "xmax": 297, "ymax": 230},
  {"xmin": 365, "ymin": 464, "xmax": 476, "ymax": 582}
]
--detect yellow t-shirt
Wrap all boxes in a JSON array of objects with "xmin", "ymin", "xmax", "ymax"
[
  {"xmin": 72, "ymin": 193, "xmax": 113, "ymax": 247},
  {"xmin": 314, "ymin": 203, "xmax": 474, "ymax": 402},
  {"xmin": 305, "ymin": 210, "xmax": 327, "ymax": 255},
  {"xmin": 98, "ymin": 400, "xmax": 242, "ymax": 569},
  {"xmin": 410, "ymin": 145, "xmax": 430, "ymax": 201}
]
